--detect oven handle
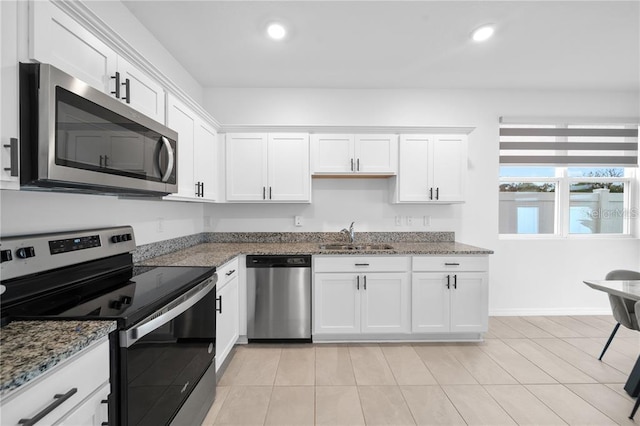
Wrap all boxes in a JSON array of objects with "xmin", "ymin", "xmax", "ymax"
[{"xmin": 119, "ymin": 276, "xmax": 216, "ymax": 348}]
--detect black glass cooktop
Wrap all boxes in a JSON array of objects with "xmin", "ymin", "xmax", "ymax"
[{"xmin": 4, "ymin": 265, "xmax": 216, "ymax": 328}]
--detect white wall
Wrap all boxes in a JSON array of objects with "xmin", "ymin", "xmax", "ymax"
[
  {"xmin": 0, "ymin": 191, "xmax": 204, "ymax": 245},
  {"xmin": 204, "ymin": 87, "xmax": 640, "ymax": 315}
]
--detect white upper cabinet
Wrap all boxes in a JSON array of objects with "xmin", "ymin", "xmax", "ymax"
[
  {"xmin": 396, "ymin": 134, "xmax": 467, "ymax": 203},
  {"xmin": 116, "ymin": 56, "xmax": 166, "ymax": 123},
  {"xmin": 30, "ymin": 1, "xmax": 165, "ymax": 123},
  {"xmin": 165, "ymin": 94, "xmax": 217, "ymax": 201},
  {"xmin": 268, "ymin": 134, "xmax": 311, "ymax": 201},
  {"xmin": 1, "ymin": 0, "xmax": 20, "ymax": 189},
  {"xmin": 226, "ymin": 133, "xmax": 310, "ymax": 202},
  {"xmin": 311, "ymin": 134, "xmax": 397, "ymax": 175}
]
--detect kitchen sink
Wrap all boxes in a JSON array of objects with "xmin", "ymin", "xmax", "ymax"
[{"xmin": 318, "ymin": 243, "xmax": 395, "ymax": 251}]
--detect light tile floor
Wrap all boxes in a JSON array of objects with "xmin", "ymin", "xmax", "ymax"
[{"xmin": 202, "ymin": 316, "xmax": 640, "ymax": 425}]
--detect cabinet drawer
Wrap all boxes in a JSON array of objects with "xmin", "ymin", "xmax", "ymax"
[
  {"xmin": 1, "ymin": 339, "xmax": 110, "ymax": 426},
  {"xmin": 412, "ymin": 256, "xmax": 488, "ymax": 272},
  {"xmin": 217, "ymin": 257, "xmax": 239, "ymax": 291},
  {"xmin": 314, "ymin": 256, "xmax": 409, "ymax": 272}
]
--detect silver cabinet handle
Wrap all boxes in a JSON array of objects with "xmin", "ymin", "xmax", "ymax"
[
  {"xmin": 269, "ymin": 186, "xmax": 272, "ymax": 200},
  {"xmin": 436, "ymin": 187, "xmax": 439, "ymax": 200},
  {"xmin": 355, "ymin": 263, "xmax": 369, "ymax": 266},
  {"xmin": 429, "ymin": 188, "xmax": 433, "ymax": 200},
  {"xmin": 357, "ymin": 158, "xmax": 360, "ymax": 171},
  {"xmin": 120, "ymin": 277, "xmax": 215, "ymax": 347},
  {"xmin": 446, "ymin": 275, "xmax": 450, "ymax": 289},
  {"xmin": 356, "ymin": 275, "xmax": 360, "ymax": 290},
  {"xmin": 159, "ymin": 136, "xmax": 174, "ymax": 182},
  {"xmin": 19, "ymin": 388, "xmax": 77, "ymax": 426},
  {"xmin": 263, "ymin": 187, "xmax": 266, "ymax": 200},
  {"xmin": 225, "ymin": 269, "xmax": 236, "ymax": 276},
  {"xmin": 453, "ymin": 274, "xmax": 457, "ymax": 289},
  {"xmin": 216, "ymin": 295, "xmax": 222, "ymax": 314},
  {"xmin": 363, "ymin": 275, "xmax": 367, "ymax": 290},
  {"xmin": 350, "ymin": 158, "xmax": 354, "ymax": 171},
  {"xmin": 3, "ymin": 138, "xmax": 18, "ymax": 176},
  {"xmin": 444, "ymin": 262, "xmax": 460, "ymax": 266}
]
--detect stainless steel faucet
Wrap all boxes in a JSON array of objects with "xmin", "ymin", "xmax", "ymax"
[{"xmin": 340, "ymin": 222, "xmax": 355, "ymax": 243}]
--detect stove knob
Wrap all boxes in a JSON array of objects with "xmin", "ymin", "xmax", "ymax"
[
  {"xmin": 110, "ymin": 300, "xmax": 123, "ymax": 310},
  {"xmin": 16, "ymin": 247, "xmax": 35, "ymax": 259},
  {"xmin": 111, "ymin": 235, "xmax": 121, "ymax": 243},
  {"xmin": 1, "ymin": 250, "xmax": 12, "ymax": 263},
  {"xmin": 120, "ymin": 296, "xmax": 132, "ymax": 305}
]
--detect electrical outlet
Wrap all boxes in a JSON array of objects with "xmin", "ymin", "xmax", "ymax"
[
  {"xmin": 157, "ymin": 217, "xmax": 164, "ymax": 233},
  {"xmin": 423, "ymin": 216, "xmax": 431, "ymax": 226},
  {"xmin": 395, "ymin": 216, "xmax": 401, "ymax": 226},
  {"xmin": 294, "ymin": 216, "xmax": 303, "ymax": 227},
  {"xmin": 406, "ymin": 216, "xmax": 413, "ymax": 226}
]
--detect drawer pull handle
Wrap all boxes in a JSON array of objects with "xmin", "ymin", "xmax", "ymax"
[
  {"xmin": 355, "ymin": 263, "xmax": 370, "ymax": 266},
  {"xmin": 225, "ymin": 269, "xmax": 236, "ymax": 276},
  {"xmin": 444, "ymin": 263, "xmax": 460, "ymax": 266},
  {"xmin": 216, "ymin": 296, "xmax": 222, "ymax": 314},
  {"xmin": 19, "ymin": 388, "xmax": 77, "ymax": 426}
]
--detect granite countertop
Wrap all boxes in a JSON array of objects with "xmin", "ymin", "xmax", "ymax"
[
  {"xmin": 0, "ymin": 320, "xmax": 116, "ymax": 397},
  {"xmin": 139, "ymin": 241, "xmax": 493, "ymax": 268}
]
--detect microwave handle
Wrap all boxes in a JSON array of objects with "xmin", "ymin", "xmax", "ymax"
[
  {"xmin": 120, "ymin": 277, "xmax": 215, "ymax": 348},
  {"xmin": 159, "ymin": 136, "xmax": 175, "ymax": 182}
]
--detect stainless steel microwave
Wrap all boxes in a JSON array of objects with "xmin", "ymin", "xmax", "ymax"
[{"xmin": 19, "ymin": 63, "xmax": 178, "ymax": 196}]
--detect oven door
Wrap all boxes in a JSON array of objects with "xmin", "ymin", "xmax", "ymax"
[{"xmin": 119, "ymin": 277, "xmax": 216, "ymax": 426}]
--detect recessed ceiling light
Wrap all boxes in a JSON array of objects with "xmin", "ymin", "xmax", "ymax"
[
  {"xmin": 267, "ymin": 23, "xmax": 287, "ymax": 40},
  {"xmin": 471, "ymin": 24, "xmax": 495, "ymax": 42}
]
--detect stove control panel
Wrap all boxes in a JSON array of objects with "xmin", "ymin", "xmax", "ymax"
[{"xmin": 0, "ymin": 226, "xmax": 136, "ymax": 281}]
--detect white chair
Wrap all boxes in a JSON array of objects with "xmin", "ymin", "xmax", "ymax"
[{"xmin": 599, "ymin": 270, "xmax": 640, "ymax": 361}]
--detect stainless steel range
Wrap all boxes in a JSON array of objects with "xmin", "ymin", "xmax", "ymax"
[{"xmin": 0, "ymin": 226, "xmax": 217, "ymax": 426}]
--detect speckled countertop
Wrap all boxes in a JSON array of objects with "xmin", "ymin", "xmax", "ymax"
[
  {"xmin": 0, "ymin": 320, "xmax": 116, "ymax": 397},
  {"xmin": 139, "ymin": 241, "xmax": 493, "ymax": 268}
]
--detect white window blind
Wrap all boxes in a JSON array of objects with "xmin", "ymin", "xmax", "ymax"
[{"xmin": 499, "ymin": 121, "xmax": 638, "ymax": 167}]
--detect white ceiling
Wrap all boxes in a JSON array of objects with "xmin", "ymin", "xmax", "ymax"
[{"xmin": 122, "ymin": 1, "xmax": 640, "ymax": 91}]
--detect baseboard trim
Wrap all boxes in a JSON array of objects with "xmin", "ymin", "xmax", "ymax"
[{"xmin": 489, "ymin": 307, "xmax": 612, "ymax": 316}]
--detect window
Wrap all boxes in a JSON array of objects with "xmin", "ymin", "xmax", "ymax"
[{"xmin": 499, "ymin": 121, "xmax": 638, "ymax": 237}]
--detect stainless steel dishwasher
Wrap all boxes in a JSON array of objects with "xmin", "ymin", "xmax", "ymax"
[{"xmin": 246, "ymin": 255, "xmax": 312, "ymax": 341}]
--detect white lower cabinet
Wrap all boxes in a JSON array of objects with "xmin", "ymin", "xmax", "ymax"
[
  {"xmin": 412, "ymin": 256, "xmax": 489, "ymax": 334},
  {"xmin": 314, "ymin": 272, "xmax": 410, "ymax": 335},
  {"xmin": 313, "ymin": 256, "xmax": 411, "ymax": 337},
  {"xmin": 313, "ymin": 254, "xmax": 489, "ymax": 341},
  {"xmin": 1, "ymin": 338, "xmax": 110, "ymax": 426},
  {"xmin": 216, "ymin": 258, "xmax": 240, "ymax": 371}
]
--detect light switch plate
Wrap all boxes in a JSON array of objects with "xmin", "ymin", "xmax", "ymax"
[{"xmin": 294, "ymin": 216, "xmax": 303, "ymax": 227}]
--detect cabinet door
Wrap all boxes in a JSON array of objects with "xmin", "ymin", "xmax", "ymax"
[
  {"xmin": 411, "ymin": 273, "xmax": 450, "ymax": 333},
  {"xmin": 398, "ymin": 135, "xmax": 431, "ymax": 202},
  {"xmin": 216, "ymin": 274, "xmax": 239, "ymax": 371},
  {"xmin": 117, "ymin": 56, "xmax": 166, "ymax": 124},
  {"xmin": 225, "ymin": 133, "xmax": 268, "ymax": 201},
  {"xmin": 360, "ymin": 273, "xmax": 410, "ymax": 334},
  {"xmin": 56, "ymin": 383, "xmax": 109, "ymax": 426},
  {"xmin": 30, "ymin": 1, "xmax": 117, "ymax": 93},
  {"xmin": 450, "ymin": 273, "xmax": 488, "ymax": 333},
  {"xmin": 1, "ymin": 0, "xmax": 19, "ymax": 188},
  {"xmin": 194, "ymin": 121, "xmax": 217, "ymax": 201},
  {"xmin": 431, "ymin": 135, "xmax": 466, "ymax": 202},
  {"xmin": 314, "ymin": 273, "xmax": 360, "ymax": 335},
  {"xmin": 166, "ymin": 95, "xmax": 196, "ymax": 197},
  {"xmin": 311, "ymin": 134, "xmax": 354, "ymax": 173},
  {"xmin": 354, "ymin": 134, "xmax": 398, "ymax": 173},
  {"xmin": 267, "ymin": 133, "xmax": 310, "ymax": 201}
]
